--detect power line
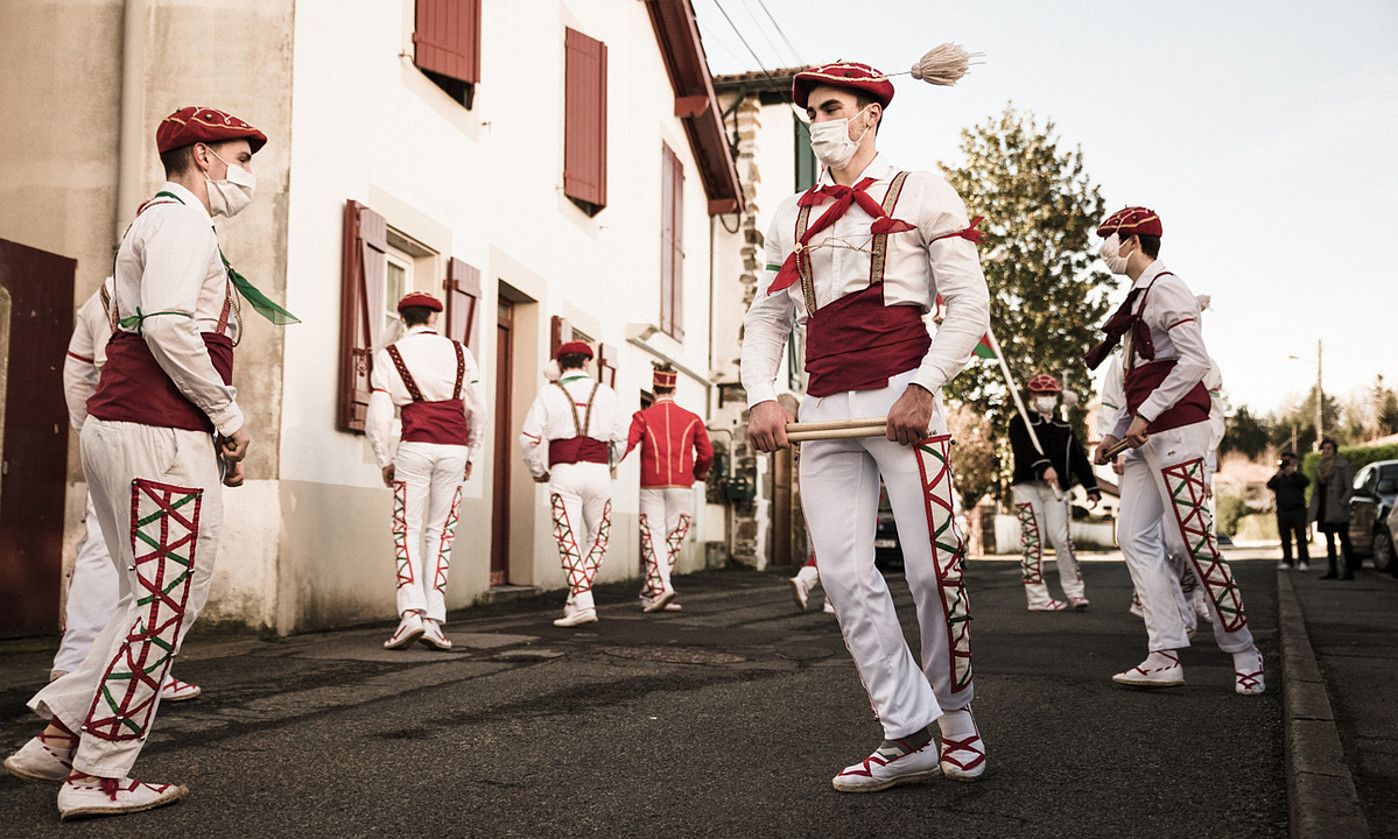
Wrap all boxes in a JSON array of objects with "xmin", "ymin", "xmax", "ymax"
[
  {"xmin": 735, "ymin": 0, "xmax": 789, "ymax": 70},
  {"xmin": 708, "ymin": 0, "xmax": 773, "ymax": 75},
  {"xmin": 753, "ymin": 0, "xmax": 804, "ymax": 66}
]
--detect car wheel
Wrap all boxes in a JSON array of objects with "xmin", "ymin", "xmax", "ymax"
[{"xmin": 1374, "ymin": 529, "xmax": 1395, "ymax": 574}]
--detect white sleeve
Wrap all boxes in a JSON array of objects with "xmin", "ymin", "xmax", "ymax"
[
  {"xmin": 519, "ymin": 391, "xmax": 549, "ymax": 479},
  {"xmin": 63, "ymin": 293, "xmax": 103, "ymax": 432},
  {"xmin": 740, "ymin": 213, "xmax": 796, "ymax": 408},
  {"xmin": 462, "ymin": 349, "xmax": 487, "ymax": 463},
  {"xmin": 911, "ymin": 174, "xmax": 991, "ymax": 395},
  {"xmin": 1136, "ymin": 281, "xmax": 1209, "ymax": 423},
  {"xmin": 1097, "ymin": 355, "xmax": 1127, "ymax": 439},
  {"xmin": 366, "ymin": 349, "xmax": 396, "ymax": 469},
  {"xmin": 135, "ymin": 210, "xmax": 244, "ymax": 436}
]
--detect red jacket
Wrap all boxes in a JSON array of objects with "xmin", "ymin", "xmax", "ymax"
[{"xmin": 624, "ymin": 399, "xmax": 714, "ymax": 488}]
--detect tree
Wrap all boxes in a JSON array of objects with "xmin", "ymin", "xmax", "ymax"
[
  {"xmin": 1222, "ymin": 405, "xmax": 1272, "ymax": 460},
  {"xmin": 1270, "ymin": 388, "xmax": 1345, "ymax": 450},
  {"xmin": 940, "ymin": 105, "xmax": 1112, "ymax": 439},
  {"xmin": 1375, "ymin": 376, "xmax": 1398, "ymax": 438},
  {"xmin": 946, "ymin": 404, "xmax": 998, "ymax": 556}
]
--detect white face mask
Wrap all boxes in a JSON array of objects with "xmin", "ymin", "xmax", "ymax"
[
  {"xmin": 808, "ymin": 105, "xmax": 873, "ymax": 169},
  {"xmin": 205, "ymin": 148, "xmax": 256, "ymax": 218},
  {"xmin": 1033, "ymin": 395, "xmax": 1058, "ymax": 414},
  {"xmin": 1098, "ymin": 233, "xmax": 1130, "ymax": 275}
]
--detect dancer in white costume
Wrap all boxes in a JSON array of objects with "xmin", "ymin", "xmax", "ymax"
[
  {"xmin": 1088, "ymin": 206, "xmax": 1263, "ymax": 695},
  {"xmin": 1008, "ymin": 373, "xmax": 1100, "ymax": 612},
  {"xmin": 520, "ymin": 341, "xmax": 626, "ymax": 628},
  {"xmin": 744, "ymin": 59, "xmax": 991, "ymax": 791},
  {"xmin": 5, "ymin": 106, "xmax": 296, "ymax": 819},
  {"xmin": 368, "ymin": 292, "xmax": 486, "ymax": 650},
  {"xmin": 51, "ymin": 277, "xmax": 201, "ymax": 701}
]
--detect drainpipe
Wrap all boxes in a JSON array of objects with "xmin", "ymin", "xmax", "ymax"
[
  {"xmin": 115, "ymin": 0, "xmax": 149, "ymax": 247},
  {"xmin": 706, "ymin": 424, "xmax": 738, "ymax": 562}
]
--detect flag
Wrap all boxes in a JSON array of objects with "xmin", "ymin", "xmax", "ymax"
[{"xmin": 934, "ymin": 294, "xmax": 994, "ymax": 359}]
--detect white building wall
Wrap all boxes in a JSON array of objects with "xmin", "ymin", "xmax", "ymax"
[{"xmin": 273, "ymin": 0, "xmax": 720, "ymax": 630}]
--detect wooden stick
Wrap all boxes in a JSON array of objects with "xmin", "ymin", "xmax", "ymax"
[
  {"xmin": 787, "ymin": 426, "xmax": 890, "ymax": 442},
  {"xmin": 1101, "ymin": 438, "xmax": 1134, "ymax": 461},
  {"xmin": 784, "ymin": 417, "xmax": 887, "ymax": 434}
]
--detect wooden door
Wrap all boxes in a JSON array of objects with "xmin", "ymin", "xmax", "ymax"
[
  {"xmin": 0, "ymin": 239, "xmax": 75, "ymax": 637},
  {"xmin": 489, "ymin": 299, "xmax": 514, "ymax": 586}
]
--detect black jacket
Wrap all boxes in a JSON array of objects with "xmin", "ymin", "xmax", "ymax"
[
  {"xmin": 1267, "ymin": 471, "xmax": 1310, "ymax": 515},
  {"xmin": 1009, "ymin": 413, "xmax": 1099, "ymax": 492}
]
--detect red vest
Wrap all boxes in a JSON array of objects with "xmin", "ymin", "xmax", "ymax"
[
  {"xmin": 548, "ymin": 380, "xmax": 609, "ymax": 466},
  {"xmin": 626, "ymin": 400, "xmax": 714, "ymax": 488},
  {"xmin": 1125, "ymin": 361, "xmax": 1210, "ymax": 434},
  {"xmin": 387, "ymin": 339, "xmax": 470, "ymax": 446}
]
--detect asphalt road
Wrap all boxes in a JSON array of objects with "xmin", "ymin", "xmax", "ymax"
[{"xmin": 0, "ymin": 555, "xmax": 1285, "ymax": 838}]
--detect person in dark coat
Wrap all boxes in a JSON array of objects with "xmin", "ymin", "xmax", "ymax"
[
  {"xmin": 1308, "ymin": 438, "xmax": 1356, "ymax": 579},
  {"xmin": 1267, "ymin": 452, "xmax": 1310, "ymax": 570},
  {"xmin": 1009, "ymin": 374, "xmax": 1101, "ymax": 611}
]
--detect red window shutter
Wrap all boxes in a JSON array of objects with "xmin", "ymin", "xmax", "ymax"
[
  {"xmin": 598, "ymin": 343, "xmax": 619, "ymax": 389},
  {"xmin": 339, "ymin": 200, "xmax": 388, "ymax": 433},
  {"xmin": 563, "ymin": 28, "xmax": 608, "ymax": 212},
  {"xmin": 550, "ymin": 315, "xmax": 573, "ymax": 358},
  {"xmin": 660, "ymin": 144, "xmax": 684, "ymax": 340},
  {"xmin": 413, "ymin": 0, "xmax": 482, "ymax": 84},
  {"xmin": 445, "ymin": 257, "xmax": 482, "ymax": 352}
]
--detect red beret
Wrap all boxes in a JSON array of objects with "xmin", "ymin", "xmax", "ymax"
[
  {"xmin": 1096, "ymin": 206, "xmax": 1162, "ymax": 238},
  {"xmin": 653, "ymin": 368, "xmax": 678, "ymax": 389},
  {"xmin": 396, "ymin": 292, "xmax": 443, "ymax": 313},
  {"xmin": 556, "ymin": 340, "xmax": 593, "ymax": 360},
  {"xmin": 156, "ymin": 106, "xmax": 267, "ymax": 155},
  {"xmin": 1027, "ymin": 374, "xmax": 1061, "ymax": 394},
  {"xmin": 793, "ymin": 62, "xmax": 894, "ymax": 110}
]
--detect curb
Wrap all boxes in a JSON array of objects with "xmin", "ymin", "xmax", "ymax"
[{"xmin": 1277, "ymin": 570, "xmax": 1370, "ymax": 838}]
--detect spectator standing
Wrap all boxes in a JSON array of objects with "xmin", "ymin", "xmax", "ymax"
[
  {"xmin": 1267, "ymin": 452, "xmax": 1310, "ymax": 571},
  {"xmin": 1308, "ymin": 438, "xmax": 1356, "ymax": 580}
]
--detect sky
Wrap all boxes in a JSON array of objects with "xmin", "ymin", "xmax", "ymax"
[{"xmin": 693, "ymin": 0, "xmax": 1398, "ymax": 416}]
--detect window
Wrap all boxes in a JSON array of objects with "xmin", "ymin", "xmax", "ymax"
[
  {"xmin": 413, "ymin": 0, "xmax": 482, "ymax": 108},
  {"xmin": 659, "ymin": 143, "xmax": 684, "ymax": 340},
  {"xmin": 444, "ymin": 258, "xmax": 482, "ymax": 352},
  {"xmin": 384, "ymin": 250, "xmax": 412, "ymax": 338},
  {"xmin": 794, "ymin": 119, "xmax": 816, "ymax": 191},
  {"xmin": 563, "ymin": 27, "xmax": 608, "ymax": 214},
  {"xmin": 597, "ymin": 343, "xmax": 618, "ymax": 389}
]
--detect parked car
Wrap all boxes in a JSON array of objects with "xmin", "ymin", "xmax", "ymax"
[
  {"xmin": 1348, "ymin": 459, "xmax": 1398, "ymax": 567},
  {"xmin": 1379, "ymin": 503, "xmax": 1398, "ymax": 574}
]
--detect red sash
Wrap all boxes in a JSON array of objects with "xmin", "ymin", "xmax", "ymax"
[
  {"xmin": 804, "ymin": 285, "xmax": 930, "ymax": 397},
  {"xmin": 1125, "ymin": 360, "xmax": 1210, "ymax": 433},
  {"xmin": 388, "ymin": 340, "xmax": 470, "ymax": 446},
  {"xmin": 88, "ymin": 332, "xmax": 234, "ymax": 432},
  {"xmin": 548, "ymin": 437, "xmax": 610, "ymax": 466}
]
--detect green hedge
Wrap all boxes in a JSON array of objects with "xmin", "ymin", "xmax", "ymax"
[{"xmin": 1301, "ymin": 442, "xmax": 1398, "ymax": 500}]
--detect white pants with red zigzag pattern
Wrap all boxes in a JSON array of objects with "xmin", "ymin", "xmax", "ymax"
[
  {"xmin": 797, "ymin": 370, "xmax": 974, "ymax": 740},
  {"xmin": 1011, "ymin": 481, "xmax": 1085, "ymax": 606},
  {"xmin": 549, "ymin": 462, "xmax": 613, "ymax": 597},
  {"xmin": 392, "ymin": 442, "xmax": 468, "ymax": 622},
  {"xmin": 638, "ymin": 486, "xmax": 692, "ymax": 598},
  {"xmin": 31, "ymin": 418, "xmax": 222, "ymax": 779},
  {"xmin": 1118, "ymin": 421, "xmax": 1254, "ymax": 654}
]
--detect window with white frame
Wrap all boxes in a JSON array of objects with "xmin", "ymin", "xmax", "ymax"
[{"xmin": 383, "ymin": 248, "xmax": 413, "ymax": 339}]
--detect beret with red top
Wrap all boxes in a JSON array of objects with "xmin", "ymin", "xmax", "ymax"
[
  {"xmin": 1026, "ymin": 373, "xmax": 1061, "ymax": 394},
  {"xmin": 652, "ymin": 365, "xmax": 678, "ymax": 389},
  {"xmin": 1096, "ymin": 206, "xmax": 1162, "ymax": 238},
  {"xmin": 792, "ymin": 61, "xmax": 895, "ymax": 110},
  {"xmin": 556, "ymin": 340, "xmax": 594, "ymax": 360},
  {"xmin": 156, "ymin": 106, "xmax": 268, "ymax": 155},
  {"xmin": 396, "ymin": 292, "xmax": 443, "ymax": 313}
]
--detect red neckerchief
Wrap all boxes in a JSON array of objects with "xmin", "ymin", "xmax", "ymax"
[{"xmin": 767, "ymin": 177, "xmax": 916, "ymax": 295}]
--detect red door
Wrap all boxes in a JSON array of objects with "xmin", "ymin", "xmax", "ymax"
[
  {"xmin": 0, "ymin": 239, "xmax": 75, "ymax": 637},
  {"xmin": 489, "ymin": 300, "xmax": 513, "ymax": 586}
]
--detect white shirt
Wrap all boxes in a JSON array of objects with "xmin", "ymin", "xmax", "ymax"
[
  {"xmin": 1099, "ymin": 348, "xmax": 1224, "ymax": 446},
  {"xmin": 519, "ymin": 371, "xmax": 627, "ymax": 479},
  {"xmin": 366, "ymin": 325, "xmax": 487, "ymax": 468},
  {"xmin": 112, "ymin": 181, "xmax": 243, "ymax": 435},
  {"xmin": 63, "ymin": 277, "xmax": 115, "ymax": 432},
  {"xmin": 741, "ymin": 153, "xmax": 991, "ymax": 405},
  {"xmin": 1109, "ymin": 260, "xmax": 1210, "ymax": 437}
]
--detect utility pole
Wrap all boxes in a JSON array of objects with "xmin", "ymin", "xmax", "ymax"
[{"xmin": 1314, "ymin": 339, "xmax": 1324, "ymax": 450}]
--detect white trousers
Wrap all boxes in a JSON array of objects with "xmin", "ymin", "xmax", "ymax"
[
  {"xmin": 392, "ymin": 442, "xmax": 468, "ymax": 622},
  {"xmin": 638, "ymin": 486, "xmax": 693, "ymax": 598},
  {"xmin": 1117, "ymin": 421, "xmax": 1254, "ymax": 654},
  {"xmin": 52, "ymin": 496, "xmax": 119, "ymax": 675},
  {"xmin": 31, "ymin": 419, "xmax": 223, "ymax": 778},
  {"xmin": 548, "ymin": 462, "xmax": 613, "ymax": 597},
  {"xmin": 798, "ymin": 371, "xmax": 973, "ymax": 739},
  {"xmin": 1011, "ymin": 481, "xmax": 1085, "ymax": 606}
]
